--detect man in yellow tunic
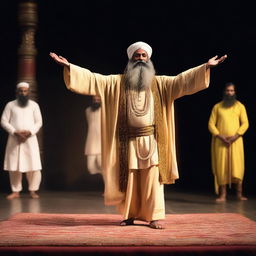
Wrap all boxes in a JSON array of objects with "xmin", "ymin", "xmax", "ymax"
[
  {"xmin": 208, "ymin": 82, "xmax": 249, "ymax": 202},
  {"xmin": 50, "ymin": 42, "xmax": 226, "ymax": 229}
]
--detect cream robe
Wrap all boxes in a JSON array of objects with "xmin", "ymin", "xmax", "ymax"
[
  {"xmin": 1, "ymin": 100, "xmax": 42, "ymax": 172},
  {"xmin": 208, "ymin": 101, "xmax": 249, "ymax": 193},
  {"xmin": 64, "ymin": 63, "xmax": 210, "ymax": 205}
]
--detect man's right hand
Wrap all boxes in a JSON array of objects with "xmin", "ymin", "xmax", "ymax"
[
  {"xmin": 14, "ymin": 131, "xmax": 27, "ymax": 143},
  {"xmin": 216, "ymin": 134, "xmax": 230, "ymax": 146},
  {"xmin": 49, "ymin": 52, "xmax": 70, "ymax": 68},
  {"xmin": 14, "ymin": 130, "xmax": 31, "ymax": 143}
]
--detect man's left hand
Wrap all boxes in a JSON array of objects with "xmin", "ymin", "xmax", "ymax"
[
  {"xmin": 20, "ymin": 130, "xmax": 32, "ymax": 140},
  {"xmin": 206, "ymin": 55, "xmax": 227, "ymax": 69},
  {"xmin": 226, "ymin": 134, "xmax": 240, "ymax": 144}
]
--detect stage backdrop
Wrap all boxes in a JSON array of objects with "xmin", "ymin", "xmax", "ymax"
[{"xmin": 0, "ymin": 0, "xmax": 255, "ymax": 195}]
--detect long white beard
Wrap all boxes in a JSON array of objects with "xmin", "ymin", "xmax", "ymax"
[{"xmin": 124, "ymin": 59, "xmax": 155, "ymax": 91}]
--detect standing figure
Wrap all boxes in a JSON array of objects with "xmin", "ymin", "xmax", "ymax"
[
  {"xmin": 1, "ymin": 82, "xmax": 43, "ymax": 199},
  {"xmin": 208, "ymin": 82, "xmax": 249, "ymax": 202},
  {"xmin": 50, "ymin": 42, "xmax": 226, "ymax": 229},
  {"xmin": 85, "ymin": 95, "xmax": 102, "ymax": 174}
]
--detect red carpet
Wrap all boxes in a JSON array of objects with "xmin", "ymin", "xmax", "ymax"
[{"xmin": 0, "ymin": 212, "xmax": 256, "ymax": 247}]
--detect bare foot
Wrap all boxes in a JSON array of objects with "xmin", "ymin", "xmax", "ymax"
[
  {"xmin": 120, "ymin": 218, "xmax": 134, "ymax": 226},
  {"xmin": 30, "ymin": 191, "xmax": 39, "ymax": 199},
  {"xmin": 6, "ymin": 192, "xmax": 20, "ymax": 200},
  {"xmin": 149, "ymin": 220, "xmax": 164, "ymax": 229},
  {"xmin": 237, "ymin": 195, "xmax": 248, "ymax": 201},
  {"xmin": 215, "ymin": 197, "xmax": 226, "ymax": 202}
]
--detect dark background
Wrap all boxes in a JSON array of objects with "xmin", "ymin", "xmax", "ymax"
[{"xmin": 0, "ymin": 0, "xmax": 255, "ymax": 195}]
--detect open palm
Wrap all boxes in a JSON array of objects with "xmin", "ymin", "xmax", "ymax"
[
  {"xmin": 207, "ymin": 55, "xmax": 227, "ymax": 68},
  {"xmin": 49, "ymin": 52, "xmax": 69, "ymax": 67}
]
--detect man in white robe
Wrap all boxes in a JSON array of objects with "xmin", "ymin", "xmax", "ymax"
[
  {"xmin": 1, "ymin": 82, "xmax": 43, "ymax": 199},
  {"xmin": 50, "ymin": 42, "xmax": 227, "ymax": 229},
  {"xmin": 85, "ymin": 95, "xmax": 102, "ymax": 174}
]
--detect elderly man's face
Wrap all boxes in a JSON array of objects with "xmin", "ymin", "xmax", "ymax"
[
  {"xmin": 17, "ymin": 87, "xmax": 29, "ymax": 96},
  {"xmin": 132, "ymin": 49, "xmax": 149, "ymax": 62}
]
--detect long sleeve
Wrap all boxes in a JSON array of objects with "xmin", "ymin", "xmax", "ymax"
[
  {"xmin": 29, "ymin": 103, "xmax": 43, "ymax": 135},
  {"xmin": 1, "ymin": 103, "xmax": 16, "ymax": 135},
  {"xmin": 236, "ymin": 104, "xmax": 249, "ymax": 135},
  {"xmin": 160, "ymin": 64, "xmax": 210, "ymax": 100},
  {"xmin": 208, "ymin": 105, "xmax": 220, "ymax": 136},
  {"xmin": 63, "ymin": 64, "xmax": 119, "ymax": 96}
]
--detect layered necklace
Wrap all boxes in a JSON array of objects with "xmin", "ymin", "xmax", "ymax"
[{"xmin": 128, "ymin": 88, "xmax": 151, "ymax": 117}]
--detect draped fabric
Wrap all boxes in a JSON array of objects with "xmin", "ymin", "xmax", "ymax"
[{"xmin": 64, "ymin": 63, "xmax": 210, "ymax": 205}]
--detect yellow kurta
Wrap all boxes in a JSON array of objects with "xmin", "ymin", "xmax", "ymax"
[
  {"xmin": 64, "ymin": 63, "xmax": 210, "ymax": 206},
  {"xmin": 208, "ymin": 101, "xmax": 249, "ymax": 193}
]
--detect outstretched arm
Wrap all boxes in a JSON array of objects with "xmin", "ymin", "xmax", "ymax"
[
  {"xmin": 206, "ymin": 55, "xmax": 227, "ymax": 69},
  {"xmin": 49, "ymin": 52, "xmax": 70, "ymax": 69},
  {"xmin": 164, "ymin": 54, "xmax": 227, "ymax": 99},
  {"xmin": 50, "ymin": 52, "xmax": 119, "ymax": 96}
]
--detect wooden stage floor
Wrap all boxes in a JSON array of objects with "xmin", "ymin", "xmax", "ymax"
[{"xmin": 0, "ymin": 189, "xmax": 255, "ymax": 222}]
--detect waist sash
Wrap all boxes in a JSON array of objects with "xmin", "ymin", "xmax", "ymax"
[{"xmin": 128, "ymin": 125, "xmax": 155, "ymax": 138}]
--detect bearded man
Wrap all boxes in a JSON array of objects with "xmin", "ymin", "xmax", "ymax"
[
  {"xmin": 50, "ymin": 41, "xmax": 227, "ymax": 229},
  {"xmin": 1, "ymin": 82, "xmax": 43, "ymax": 199},
  {"xmin": 208, "ymin": 82, "xmax": 249, "ymax": 202}
]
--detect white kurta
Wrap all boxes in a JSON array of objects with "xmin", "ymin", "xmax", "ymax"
[
  {"xmin": 85, "ymin": 106, "xmax": 102, "ymax": 174},
  {"xmin": 1, "ymin": 100, "xmax": 42, "ymax": 172},
  {"xmin": 84, "ymin": 106, "xmax": 101, "ymax": 155}
]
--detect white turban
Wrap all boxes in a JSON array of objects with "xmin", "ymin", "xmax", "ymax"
[
  {"xmin": 17, "ymin": 82, "xmax": 29, "ymax": 89},
  {"xmin": 127, "ymin": 41, "xmax": 152, "ymax": 60}
]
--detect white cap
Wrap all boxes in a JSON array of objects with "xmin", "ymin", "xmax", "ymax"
[
  {"xmin": 127, "ymin": 41, "xmax": 152, "ymax": 60},
  {"xmin": 17, "ymin": 82, "xmax": 29, "ymax": 89}
]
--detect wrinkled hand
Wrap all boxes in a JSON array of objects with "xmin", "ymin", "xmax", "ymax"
[
  {"xmin": 206, "ymin": 55, "xmax": 227, "ymax": 69},
  {"xmin": 49, "ymin": 52, "xmax": 70, "ymax": 67}
]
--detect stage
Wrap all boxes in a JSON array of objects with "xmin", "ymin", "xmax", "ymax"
[{"xmin": 0, "ymin": 190, "xmax": 255, "ymax": 255}]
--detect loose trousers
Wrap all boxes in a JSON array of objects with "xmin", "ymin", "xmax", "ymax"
[
  {"xmin": 118, "ymin": 165, "xmax": 165, "ymax": 222},
  {"xmin": 8, "ymin": 171, "xmax": 41, "ymax": 192}
]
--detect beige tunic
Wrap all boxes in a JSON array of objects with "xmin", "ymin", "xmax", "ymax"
[
  {"xmin": 120, "ymin": 91, "xmax": 164, "ymax": 221},
  {"xmin": 128, "ymin": 91, "xmax": 158, "ymax": 169}
]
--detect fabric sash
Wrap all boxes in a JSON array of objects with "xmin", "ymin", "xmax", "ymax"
[{"xmin": 128, "ymin": 125, "xmax": 155, "ymax": 138}]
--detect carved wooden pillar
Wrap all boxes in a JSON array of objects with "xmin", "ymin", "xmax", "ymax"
[
  {"xmin": 17, "ymin": 0, "xmax": 38, "ymax": 100},
  {"xmin": 17, "ymin": 0, "xmax": 43, "ymax": 155}
]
